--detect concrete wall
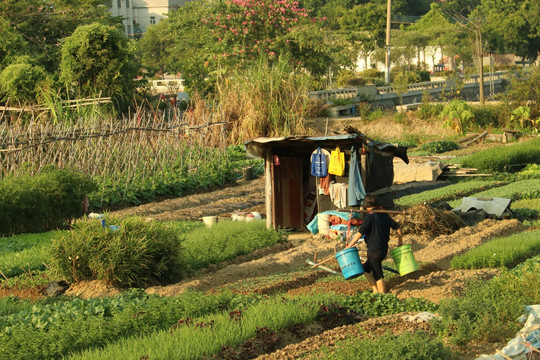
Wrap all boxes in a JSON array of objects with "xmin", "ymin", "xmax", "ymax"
[{"xmin": 307, "ymin": 71, "xmax": 512, "ymax": 113}]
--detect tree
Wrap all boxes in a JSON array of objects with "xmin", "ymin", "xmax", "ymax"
[
  {"xmin": 408, "ymin": 3, "xmax": 463, "ymax": 69},
  {"xmin": 0, "ymin": 16, "xmax": 29, "ymax": 70},
  {"xmin": 136, "ymin": 24, "xmax": 171, "ymax": 75},
  {"xmin": 59, "ymin": 23, "xmax": 139, "ymax": 109},
  {"xmin": 151, "ymin": 0, "xmax": 352, "ymax": 94},
  {"xmin": 0, "ymin": 62, "xmax": 49, "ymax": 103},
  {"xmin": 0, "ymin": 0, "xmax": 119, "ymax": 74},
  {"xmin": 474, "ymin": 0, "xmax": 540, "ymax": 61},
  {"xmin": 440, "ymin": 0, "xmax": 480, "ymax": 18}
]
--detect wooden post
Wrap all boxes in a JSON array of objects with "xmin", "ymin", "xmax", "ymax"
[
  {"xmin": 360, "ymin": 152, "xmax": 368, "ymax": 189},
  {"xmin": 265, "ymin": 150, "xmax": 273, "ymax": 229}
]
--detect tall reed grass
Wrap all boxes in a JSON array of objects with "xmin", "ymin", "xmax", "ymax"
[{"xmin": 215, "ymin": 56, "xmax": 316, "ymax": 143}]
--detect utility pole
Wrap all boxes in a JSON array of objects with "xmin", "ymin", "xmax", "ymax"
[
  {"xmin": 475, "ymin": 29, "xmax": 485, "ymax": 105},
  {"xmin": 385, "ymin": 0, "xmax": 392, "ymax": 85}
]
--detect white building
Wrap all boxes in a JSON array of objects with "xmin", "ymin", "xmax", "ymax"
[{"xmin": 110, "ymin": 0, "xmax": 191, "ymax": 37}]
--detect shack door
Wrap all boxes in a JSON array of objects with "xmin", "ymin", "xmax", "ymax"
[{"xmin": 272, "ymin": 156, "xmax": 303, "ymax": 229}]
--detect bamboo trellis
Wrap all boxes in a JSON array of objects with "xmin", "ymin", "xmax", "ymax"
[{"xmin": 0, "ymin": 109, "xmax": 229, "ymax": 205}]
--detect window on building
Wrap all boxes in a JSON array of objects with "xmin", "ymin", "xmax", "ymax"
[
  {"xmin": 150, "ymin": 16, "xmax": 156, "ymax": 25},
  {"xmin": 126, "ymin": 0, "xmax": 130, "ymax": 7},
  {"xmin": 117, "ymin": 0, "xmax": 121, "ymax": 8}
]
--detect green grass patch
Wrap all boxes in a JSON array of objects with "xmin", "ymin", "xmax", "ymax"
[
  {"xmin": 0, "ymin": 290, "xmax": 248, "ymax": 360},
  {"xmin": 0, "ymin": 232, "xmax": 57, "ymax": 278},
  {"xmin": 312, "ymin": 331, "xmax": 457, "ymax": 360},
  {"xmin": 512, "ymin": 198, "xmax": 540, "ymax": 212},
  {"xmin": 340, "ymin": 292, "xmax": 438, "ymax": 317},
  {"xmin": 396, "ymin": 180, "xmax": 505, "ymax": 207},
  {"xmin": 433, "ymin": 256, "xmax": 540, "ymax": 347},
  {"xmin": 216, "ymin": 267, "xmax": 312, "ymax": 293},
  {"xmin": 181, "ymin": 220, "xmax": 287, "ymax": 272},
  {"xmin": 67, "ymin": 295, "xmax": 325, "ymax": 360},
  {"xmin": 455, "ymin": 137, "xmax": 540, "ymax": 172},
  {"xmin": 447, "ymin": 179, "xmax": 540, "ymax": 208},
  {"xmin": 0, "ymin": 296, "xmax": 33, "ymax": 317},
  {"xmin": 451, "ymin": 229, "xmax": 540, "ymax": 269}
]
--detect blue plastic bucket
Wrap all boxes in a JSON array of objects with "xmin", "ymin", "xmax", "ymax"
[{"xmin": 335, "ymin": 248, "xmax": 364, "ymax": 280}]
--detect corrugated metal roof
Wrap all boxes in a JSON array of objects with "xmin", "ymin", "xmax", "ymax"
[
  {"xmin": 244, "ymin": 134, "xmax": 360, "ymax": 159},
  {"xmin": 244, "ymin": 133, "xmax": 409, "ymax": 164}
]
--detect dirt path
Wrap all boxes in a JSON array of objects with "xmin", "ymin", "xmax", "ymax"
[{"xmin": 110, "ymin": 177, "xmax": 266, "ymax": 221}]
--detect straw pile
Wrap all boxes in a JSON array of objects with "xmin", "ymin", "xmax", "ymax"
[{"xmin": 397, "ymin": 203, "xmax": 465, "ymax": 237}]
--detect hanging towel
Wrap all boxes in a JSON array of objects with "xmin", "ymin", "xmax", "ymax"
[
  {"xmin": 329, "ymin": 182, "xmax": 347, "ymax": 209},
  {"xmin": 348, "ymin": 144, "xmax": 366, "ymax": 206}
]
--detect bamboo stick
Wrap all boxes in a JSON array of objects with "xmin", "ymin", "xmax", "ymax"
[{"xmin": 310, "ymin": 254, "xmax": 336, "ymax": 268}]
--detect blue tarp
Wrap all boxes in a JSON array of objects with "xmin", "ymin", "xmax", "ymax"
[{"xmin": 307, "ymin": 210, "xmax": 361, "ymax": 235}]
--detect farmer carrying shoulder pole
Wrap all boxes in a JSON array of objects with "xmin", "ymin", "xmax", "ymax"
[{"xmin": 345, "ymin": 193, "xmax": 403, "ymax": 294}]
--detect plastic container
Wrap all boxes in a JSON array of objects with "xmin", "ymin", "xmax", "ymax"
[
  {"xmin": 202, "ymin": 216, "xmax": 218, "ymax": 227},
  {"xmin": 335, "ymin": 248, "xmax": 364, "ymax": 280},
  {"xmin": 389, "ymin": 244, "xmax": 419, "ymax": 276},
  {"xmin": 318, "ymin": 213, "xmax": 330, "ymax": 235}
]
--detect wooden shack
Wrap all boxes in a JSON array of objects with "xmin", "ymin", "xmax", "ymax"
[{"xmin": 244, "ymin": 127, "xmax": 409, "ymax": 230}]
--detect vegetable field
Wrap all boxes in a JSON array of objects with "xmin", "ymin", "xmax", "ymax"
[{"xmin": 1, "ymin": 123, "xmax": 539, "ymax": 359}]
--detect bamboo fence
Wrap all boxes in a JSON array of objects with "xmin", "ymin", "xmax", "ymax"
[{"xmin": 0, "ymin": 107, "xmax": 229, "ymax": 204}]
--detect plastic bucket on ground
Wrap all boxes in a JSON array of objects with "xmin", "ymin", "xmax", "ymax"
[
  {"xmin": 335, "ymin": 248, "xmax": 364, "ymax": 280},
  {"xmin": 202, "ymin": 216, "xmax": 218, "ymax": 227},
  {"xmin": 318, "ymin": 213, "xmax": 330, "ymax": 235},
  {"xmin": 389, "ymin": 244, "xmax": 419, "ymax": 276}
]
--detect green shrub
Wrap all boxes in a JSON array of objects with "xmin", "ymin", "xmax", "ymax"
[
  {"xmin": 433, "ymin": 256, "xmax": 540, "ymax": 347},
  {"xmin": 49, "ymin": 216, "xmax": 183, "ymax": 287},
  {"xmin": 416, "ymin": 103, "xmax": 444, "ymax": 120},
  {"xmin": 319, "ymin": 331, "xmax": 457, "ymax": 360},
  {"xmin": 0, "ymin": 168, "xmax": 96, "ymax": 236},
  {"xmin": 418, "ymin": 140, "xmax": 459, "ymax": 154},
  {"xmin": 458, "ymin": 137, "xmax": 540, "ymax": 172},
  {"xmin": 344, "ymin": 78, "xmax": 366, "ymax": 87},
  {"xmin": 519, "ymin": 163, "xmax": 540, "ymax": 178},
  {"xmin": 471, "ymin": 105, "xmax": 500, "ymax": 128},
  {"xmin": 504, "ymin": 66, "xmax": 540, "ymax": 119},
  {"xmin": 440, "ymin": 100, "xmax": 474, "ymax": 134},
  {"xmin": 329, "ymin": 97, "xmax": 354, "ymax": 106},
  {"xmin": 356, "ymin": 102, "xmax": 373, "ymax": 119},
  {"xmin": 0, "ymin": 62, "xmax": 50, "ymax": 102},
  {"xmin": 451, "ymin": 229, "xmax": 540, "ymax": 269},
  {"xmin": 417, "ymin": 70, "xmax": 431, "ymax": 82},
  {"xmin": 361, "ymin": 69, "xmax": 383, "ymax": 79}
]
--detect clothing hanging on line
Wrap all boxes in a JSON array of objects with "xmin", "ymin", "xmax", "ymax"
[{"xmin": 329, "ymin": 182, "xmax": 347, "ymax": 209}]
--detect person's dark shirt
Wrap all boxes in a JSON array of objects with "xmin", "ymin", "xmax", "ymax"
[{"xmin": 358, "ymin": 212, "xmax": 400, "ymax": 251}]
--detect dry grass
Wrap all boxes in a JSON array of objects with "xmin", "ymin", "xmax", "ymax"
[{"xmin": 397, "ymin": 203, "xmax": 465, "ymax": 237}]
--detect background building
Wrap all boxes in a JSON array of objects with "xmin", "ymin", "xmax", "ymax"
[{"xmin": 109, "ymin": 0, "xmax": 191, "ymax": 37}]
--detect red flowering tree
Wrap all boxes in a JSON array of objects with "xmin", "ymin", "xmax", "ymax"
[
  {"xmin": 155, "ymin": 0, "xmax": 352, "ymax": 93},
  {"xmin": 202, "ymin": 0, "xmax": 319, "ymax": 61}
]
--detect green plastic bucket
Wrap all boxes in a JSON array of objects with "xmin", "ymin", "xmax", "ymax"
[
  {"xmin": 335, "ymin": 248, "xmax": 364, "ymax": 280},
  {"xmin": 389, "ymin": 244, "xmax": 419, "ymax": 276}
]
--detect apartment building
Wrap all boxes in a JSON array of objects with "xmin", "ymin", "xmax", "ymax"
[{"xmin": 110, "ymin": 0, "xmax": 191, "ymax": 37}]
